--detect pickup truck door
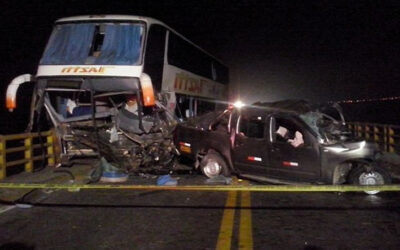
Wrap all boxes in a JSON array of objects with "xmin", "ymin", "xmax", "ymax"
[
  {"xmin": 267, "ymin": 115, "xmax": 321, "ymax": 182},
  {"xmin": 232, "ymin": 115, "xmax": 270, "ymax": 175}
]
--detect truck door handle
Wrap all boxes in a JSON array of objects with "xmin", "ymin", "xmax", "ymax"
[{"xmin": 271, "ymin": 147, "xmax": 280, "ymax": 152}]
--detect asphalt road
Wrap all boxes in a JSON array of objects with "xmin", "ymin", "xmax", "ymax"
[{"xmin": 1, "ymin": 174, "xmax": 400, "ymax": 250}]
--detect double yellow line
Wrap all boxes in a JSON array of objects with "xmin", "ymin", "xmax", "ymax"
[{"xmin": 216, "ymin": 190, "xmax": 253, "ymax": 250}]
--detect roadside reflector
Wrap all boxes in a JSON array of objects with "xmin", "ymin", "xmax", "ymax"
[
  {"xmin": 247, "ymin": 156, "xmax": 262, "ymax": 162},
  {"xmin": 282, "ymin": 161, "xmax": 299, "ymax": 167}
]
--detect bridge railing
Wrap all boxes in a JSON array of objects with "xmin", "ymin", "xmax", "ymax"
[
  {"xmin": 1, "ymin": 124, "xmax": 399, "ymax": 180},
  {"xmin": 347, "ymin": 122, "xmax": 400, "ymax": 154},
  {"xmin": 0, "ymin": 130, "xmax": 56, "ymax": 180}
]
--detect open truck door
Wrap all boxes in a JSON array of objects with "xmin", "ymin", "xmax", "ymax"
[{"xmin": 232, "ymin": 112, "xmax": 271, "ymax": 176}]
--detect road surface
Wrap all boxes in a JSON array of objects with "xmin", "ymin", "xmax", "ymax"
[{"xmin": 1, "ymin": 173, "xmax": 400, "ymax": 249}]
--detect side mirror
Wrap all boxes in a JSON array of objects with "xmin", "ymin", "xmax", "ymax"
[
  {"xmin": 6, "ymin": 74, "xmax": 34, "ymax": 112},
  {"xmin": 140, "ymin": 73, "xmax": 155, "ymax": 107}
]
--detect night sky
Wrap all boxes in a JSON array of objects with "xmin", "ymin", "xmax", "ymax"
[{"xmin": 0, "ymin": 0, "xmax": 399, "ymax": 132}]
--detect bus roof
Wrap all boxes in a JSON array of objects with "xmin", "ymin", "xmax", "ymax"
[
  {"xmin": 55, "ymin": 15, "xmax": 227, "ymax": 66},
  {"xmin": 56, "ymin": 15, "xmax": 163, "ymax": 25}
]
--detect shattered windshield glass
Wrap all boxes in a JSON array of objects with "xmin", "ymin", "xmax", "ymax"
[
  {"xmin": 300, "ymin": 105, "xmax": 348, "ymax": 143},
  {"xmin": 40, "ymin": 22, "xmax": 144, "ymax": 65}
]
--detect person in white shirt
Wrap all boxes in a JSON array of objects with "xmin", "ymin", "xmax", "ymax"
[{"xmin": 276, "ymin": 126, "xmax": 304, "ymax": 148}]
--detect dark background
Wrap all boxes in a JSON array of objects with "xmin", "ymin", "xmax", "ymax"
[{"xmin": 0, "ymin": 0, "xmax": 399, "ymax": 133}]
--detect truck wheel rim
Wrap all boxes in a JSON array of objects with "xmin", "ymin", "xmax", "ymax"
[
  {"xmin": 203, "ymin": 160, "xmax": 222, "ymax": 177},
  {"xmin": 359, "ymin": 171, "xmax": 384, "ymax": 195}
]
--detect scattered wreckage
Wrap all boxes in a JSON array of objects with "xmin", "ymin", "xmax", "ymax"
[
  {"xmin": 175, "ymin": 100, "xmax": 392, "ymax": 193},
  {"xmin": 24, "ymin": 78, "xmax": 178, "ymax": 174}
]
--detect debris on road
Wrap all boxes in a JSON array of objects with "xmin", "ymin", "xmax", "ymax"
[
  {"xmin": 157, "ymin": 175, "xmax": 178, "ymax": 186},
  {"xmin": 99, "ymin": 158, "xmax": 128, "ymax": 183},
  {"xmin": 205, "ymin": 175, "xmax": 232, "ymax": 185}
]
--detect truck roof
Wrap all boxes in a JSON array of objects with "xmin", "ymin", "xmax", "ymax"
[{"xmin": 252, "ymin": 99, "xmax": 315, "ymax": 114}]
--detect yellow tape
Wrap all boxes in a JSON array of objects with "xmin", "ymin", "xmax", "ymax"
[{"xmin": 0, "ymin": 183, "xmax": 400, "ymax": 192}]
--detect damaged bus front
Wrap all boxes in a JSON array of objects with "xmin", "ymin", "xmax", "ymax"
[{"xmin": 6, "ymin": 16, "xmax": 179, "ymax": 172}]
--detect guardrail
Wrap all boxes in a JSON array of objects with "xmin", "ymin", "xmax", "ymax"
[
  {"xmin": 0, "ymin": 123, "xmax": 398, "ymax": 180},
  {"xmin": 0, "ymin": 130, "xmax": 56, "ymax": 180},
  {"xmin": 347, "ymin": 122, "xmax": 400, "ymax": 153}
]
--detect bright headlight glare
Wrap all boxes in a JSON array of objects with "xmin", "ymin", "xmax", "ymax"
[{"xmin": 233, "ymin": 100, "xmax": 245, "ymax": 108}]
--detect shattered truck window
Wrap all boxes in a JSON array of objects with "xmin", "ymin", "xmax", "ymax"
[
  {"xmin": 40, "ymin": 23, "xmax": 144, "ymax": 65},
  {"xmin": 239, "ymin": 116, "xmax": 265, "ymax": 138}
]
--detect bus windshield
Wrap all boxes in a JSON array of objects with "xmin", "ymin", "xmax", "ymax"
[{"xmin": 40, "ymin": 22, "xmax": 144, "ymax": 65}]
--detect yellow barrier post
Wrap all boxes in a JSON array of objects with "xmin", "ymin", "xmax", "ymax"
[
  {"xmin": 356, "ymin": 124, "xmax": 359, "ymax": 136},
  {"xmin": 51, "ymin": 129, "xmax": 60, "ymax": 164},
  {"xmin": 383, "ymin": 126, "xmax": 388, "ymax": 152},
  {"xmin": 24, "ymin": 136, "xmax": 33, "ymax": 172},
  {"xmin": 389, "ymin": 127, "xmax": 395, "ymax": 153},
  {"xmin": 0, "ymin": 136, "xmax": 6, "ymax": 179},
  {"xmin": 365, "ymin": 125, "xmax": 370, "ymax": 140},
  {"xmin": 47, "ymin": 133, "xmax": 55, "ymax": 166},
  {"xmin": 373, "ymin": 126, "xmax": 379, "ymax": 143}
]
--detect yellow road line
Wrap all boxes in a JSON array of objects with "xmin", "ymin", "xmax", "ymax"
[
  {"xmin": 1, "ymin": 183, "xmax": 400, "ymax": 192},
  {"xmin": 239, "ymin": 191, "xmax": 253, "ymax": 250},
  {"xmin": 216, "ymin": 191, "xmax": 237, "ymax": 250}
]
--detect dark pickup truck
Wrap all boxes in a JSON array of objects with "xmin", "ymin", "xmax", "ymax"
[{"xmin": 175, "ymin": 100, "xmax": 391, "ymax": 190}]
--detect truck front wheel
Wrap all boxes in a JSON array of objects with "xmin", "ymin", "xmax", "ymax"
[
  {"xmin": 200, "ymin": 151, "xmax": 230, "ymax": 178},
  {"xmin": 348, "ymin": 164, "xmax": 391, "ymax": 194}
]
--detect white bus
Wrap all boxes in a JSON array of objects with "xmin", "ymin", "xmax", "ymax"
[
  {"xmin": 7, "ymin": 15, "xmax": 229, "ymax": 118},
  {"xmin": 5, "ymin": 15, "xmax": 229, "ymax": 169}
]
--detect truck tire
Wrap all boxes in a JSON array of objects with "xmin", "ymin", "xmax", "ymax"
[
  {"xmin": 348, "ymin": 164, "xmax": 391, "ymax": 194},
  {"xmin": 200, "ymin": 151, "xmax": 230, "ymax": 178}
]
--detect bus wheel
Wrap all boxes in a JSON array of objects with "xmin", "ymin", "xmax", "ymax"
[
  {"xmin": 348, "ymin": 164, "xmax": 391, "ymax": 194},
  {"xmin": 200, "ymin": 151, "xmax": 230, "ymax": 178}
]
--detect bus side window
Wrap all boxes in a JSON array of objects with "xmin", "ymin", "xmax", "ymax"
[{"xmin": 143, "ymin": 24, "xmax": 167, "ymax": 92}]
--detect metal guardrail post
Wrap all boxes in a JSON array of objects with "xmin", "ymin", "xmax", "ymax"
[
  {"xmin": 24, "ymin": 137, "xmax": 33, "ymax": 172},
  {"xmin": 47, "ymin": 132, "xmax": 55, "ymax": 167},
  {"xmin": 0, "ymin": 136, "xmax": 5, "ymax": 179}
]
